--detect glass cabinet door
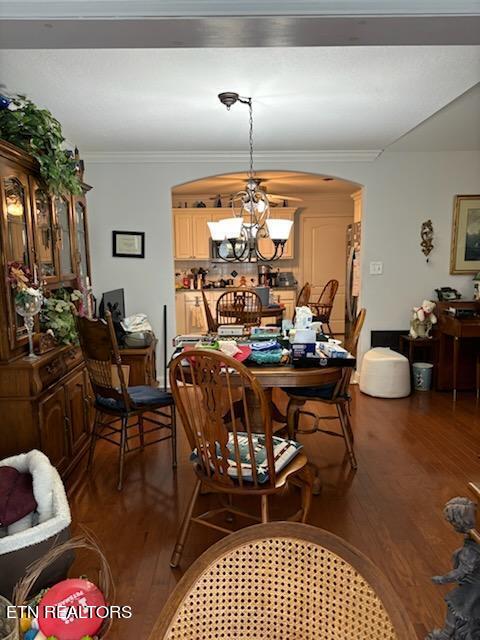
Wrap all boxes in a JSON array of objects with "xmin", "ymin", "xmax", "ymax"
[
  {"xmin": 3, "ymin": 175, "xmax": 32, "ymax": 341},
  {"xmin": 33, "ymin": 183, "xmax": 58, "ymax": 280},
  {"xmin": 5, "ymin": 176, "xmax": 30, "ymax": 265},
  {"xmin": 75, "ymin": 199, "xmax": 89, "ymax": 283},
  {"xmin": 54, "ymin": 196, "xmax": 74, "ymax": 278}
]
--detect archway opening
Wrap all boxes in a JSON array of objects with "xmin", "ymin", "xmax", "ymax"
[{"xmin": 171, "ymin": 170, "xmax": 362, "ymax": 338}]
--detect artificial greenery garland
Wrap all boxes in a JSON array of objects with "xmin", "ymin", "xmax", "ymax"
[
  {"xmin": 41, "ymin": 288, "xmax": 82, "ymax": 345},
  {"xmin": 0, "ymin": 94, "xmax": 82, "ymax": 195}
]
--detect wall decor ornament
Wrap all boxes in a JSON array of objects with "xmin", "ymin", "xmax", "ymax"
[
  {"xmin": 420, "ymin": 219, "xmax": 434, "ymax": 262},
  {"xmin": 450, "ymin": 195, "xmax": 480, "ymax": 274}
]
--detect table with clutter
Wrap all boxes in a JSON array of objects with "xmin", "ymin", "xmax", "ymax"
[{"xmin": 172, "ymin": 306, "xmax": 356, "ymax": 433}]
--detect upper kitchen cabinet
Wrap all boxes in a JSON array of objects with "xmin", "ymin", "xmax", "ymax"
[{"xmin": 173, "ymin": 209, "xmax": 211, "ymax": 260}]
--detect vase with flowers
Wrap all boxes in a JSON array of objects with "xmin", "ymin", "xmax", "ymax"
[{"xmin": 8, "ymin": 262, "xmax": 43, "ymax": 359}]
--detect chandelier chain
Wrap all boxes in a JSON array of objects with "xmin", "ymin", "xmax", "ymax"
[{"xmin": 248, "ymin": 98, "xmax": 254, "ymax": 178}]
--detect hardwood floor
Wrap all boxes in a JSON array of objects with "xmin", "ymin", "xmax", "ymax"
[{"xmin": 67, "ymin": 388, "xmax": 480, "ymax": 639}]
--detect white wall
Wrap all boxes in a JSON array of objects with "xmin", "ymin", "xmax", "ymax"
[{"xmin": 85, "ymin": 149, "xmax": 480, "ymax": 367}]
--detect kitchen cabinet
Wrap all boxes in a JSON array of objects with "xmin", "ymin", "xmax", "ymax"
[
  {"xmin": 254, "ymin": 209, "xmax": 296, "ymax": 260},
  {"xmin": 173, "ymin": 212, "xmax": 194, "ymax": 259},
  {"xmin": 173, "ymin": 210, "xmax": 211, "ymax": 260}
]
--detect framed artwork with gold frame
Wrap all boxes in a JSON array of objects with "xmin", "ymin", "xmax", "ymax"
[{"xmin": 450, "ymin": 195, "xmax": 480, "ymax": 274}]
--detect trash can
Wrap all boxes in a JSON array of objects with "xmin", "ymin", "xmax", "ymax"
[{"xmin": 412, "ymin": 362, "xmax": 433, "ymax": 391}]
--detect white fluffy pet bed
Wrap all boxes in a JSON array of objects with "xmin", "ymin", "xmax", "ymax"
[{"xmin": 0, "ymin": 450, "xmax": 72, "ymax": 599}]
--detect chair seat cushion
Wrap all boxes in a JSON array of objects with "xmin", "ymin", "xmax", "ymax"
[
  {"xmin": 191, "ymin": 433, "xmax": 303, "ymax": 484},
  {"xmin": 283, "ymin": 383, "xmax": 337, "ymax": 399},
  {"xmin": 96, "ymin": 386, "xmax": 173, "ymax": 411}
]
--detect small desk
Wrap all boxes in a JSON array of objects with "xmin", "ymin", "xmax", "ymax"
[{"xmin": 436, "ymin": 301, "xmax": 480, "ymax": 400}]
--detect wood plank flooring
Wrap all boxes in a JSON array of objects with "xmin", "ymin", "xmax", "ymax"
[{"xmin": 67, "ymin": 388, "xmax": 480, "ymax": 639}]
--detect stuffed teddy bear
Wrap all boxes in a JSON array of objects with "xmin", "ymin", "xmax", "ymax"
[{"xmin": 409, "ymin": 299, "xmax": 437, "ymax": 339}]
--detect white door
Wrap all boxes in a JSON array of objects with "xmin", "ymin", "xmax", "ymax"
[{"xmin": 301, "ymin": 215, "xmax": 352, "ymax": 335}]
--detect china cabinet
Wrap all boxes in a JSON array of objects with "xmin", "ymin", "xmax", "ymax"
[{"xmin": 0, "ymin": 139, "xmax": 93, "ymax": 476}]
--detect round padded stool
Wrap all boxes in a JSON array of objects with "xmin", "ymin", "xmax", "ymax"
[{"xmin": 360, "ymin": 347, "xmax": 411, "ymax": 398}]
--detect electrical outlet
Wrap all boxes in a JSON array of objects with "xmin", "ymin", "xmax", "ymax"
[{"xmin": 369, "ymin": 261, "xmax": 383, "ymax": 275}]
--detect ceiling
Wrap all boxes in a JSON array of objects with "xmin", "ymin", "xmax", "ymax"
[
  {"xmin": 172, "ymin": 171, "xmax": 359, "ymax": 198},
  {"xmin": 0, "ymin": 46, "xmax": 479, "ymax": 153}
]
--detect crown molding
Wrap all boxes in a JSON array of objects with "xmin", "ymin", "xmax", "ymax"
[
  {"xmin": 82, "ymin": 150, "xmax": 382, "ymax": 164},
  {"xmin": 1, "ymin": 1, "xmax": 479, "ymax": 19}
]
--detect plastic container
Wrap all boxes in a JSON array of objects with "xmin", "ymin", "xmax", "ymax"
[{"xmin": 412, "ymin": 362, "xmax": 433, "ymax": 391}]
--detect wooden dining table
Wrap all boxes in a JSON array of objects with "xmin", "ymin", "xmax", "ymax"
[
  {"xmin": 227, "ymin": 361, "xmax": 343, "ymax": 433},
  {"xmin": 217, "ymin": 303, "xmax": 285, "ymax": 326}
]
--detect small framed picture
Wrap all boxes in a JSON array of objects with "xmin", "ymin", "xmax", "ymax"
[
  {"xmin": 450, "ymin": 195, "xmax": 480, "ymax": 274},
  {"xmin": 112, "ymin": 231, "xmax": 145, "ymax": 258}
]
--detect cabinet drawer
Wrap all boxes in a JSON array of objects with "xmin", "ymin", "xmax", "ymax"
[
  {"xmin": 39, "ymin": 356, "xmax": 67, "ymax": 388},
  {"xmin": 63, "ymin": 347, "xmax": 82, "ymax": 371}
]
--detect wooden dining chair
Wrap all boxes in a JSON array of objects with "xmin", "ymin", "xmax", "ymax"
[
  {"xmin": 201, "ymin": 288, "xmax": 218, "ymax": 332},
  {"xmin": 285, "ymin": 309, "xmax": 366, "ymax": 482},
  {"xmin": 168, "ymin": 349, "xmax": 313, "ymax": 568},
  {"xmin": 293, "ymin": 282, "xmax": 311, "ymax": 322},
  {"xmin": 308, "ymin": 279, "xmax": 339, "ymax": 336},
  {"xmin": 76, "ymin": 311, "xmax": 176, "ymax": 490},
  {"xmin": 216, "ymin": 288, "xmax": 262, "ymax": 327},
  {"xmin": 151, "ymin": 522, "xmax": 416, "ymax": 640}
]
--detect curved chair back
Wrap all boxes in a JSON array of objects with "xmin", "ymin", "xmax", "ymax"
[
  {"xmin": 319, "ymin": 278, "xmax": 339, "ymax": 306},
  {"xmin": 76, "ymin": 311, "xmax": 131, "ymax": 411},
  {"xmin": 216, "ymin": 288, "xmax": 262, "ymax": 327},
  {"xmin": 152, "ymin": 521, "xmax": 415, "ymax": 640},
  {"xmin": 169, "ymin": 349, "xmax": 276, "ymax": 489},
  {"xmin": 201, "ymin": 289, "xmax": 218, "ymax": 332}
]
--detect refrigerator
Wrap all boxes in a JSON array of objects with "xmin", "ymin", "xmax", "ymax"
[{"xmin": 345, "ymin": 222, "xmax": 361, "ymax": 340}]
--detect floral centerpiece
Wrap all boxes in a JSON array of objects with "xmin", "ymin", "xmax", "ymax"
[{"xmin": 8, "ymin": 262, "xmax": 43, "ymax": 359}]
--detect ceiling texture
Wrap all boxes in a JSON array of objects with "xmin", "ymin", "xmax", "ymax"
[{"xmin": 0, "ymin": 46, "xmax": 479, "ymax": 154}]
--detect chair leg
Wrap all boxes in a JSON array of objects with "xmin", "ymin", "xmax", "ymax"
[
  {"xmin": 261, "ymin": 495, "xmax": 269, "ymax": 523},
  {"xmin": 298, "ymin": 467, "xmax": 313, "ymax": 523},
  {"xmin": 87, "ymin": 409, "xmax": 100, "ymax": 471},
  {"xmin": 286, "ymin": 398, "xmax": 303, "ymax": 440},
  {"xmin": 327, "ymin": 322, "xmax": 334, "ymax": 337},
  {"xmin": 117, "ymin": 416, "xmax": 128, "ymax": 491},
  {"xmin": 170, "ymin": 479, "xmax": 202, "ymax": 568},
  {"xmin": 344, "ymin": 409, "xmax": 355, "ymax": 444},
  {"xmin": 337, "ymin": 404, "xmax": 357, "ymax": 470},
  {"xmin": 138, "ymin": 414, "xmax": 145, "ymax": 450},
  {"xmin": 171, "ymin": 405, "xmax": 177, "ymax": 469}
]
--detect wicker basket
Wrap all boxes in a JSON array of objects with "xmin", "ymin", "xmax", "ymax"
[{"xmin": 12, "ymin": 533, "xmax": 114, "ymax": 639}]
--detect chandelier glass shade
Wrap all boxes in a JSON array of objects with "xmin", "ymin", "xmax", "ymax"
[{"xmin": 210, "ymin": 93, "xmax": 294, "ymax": 262}]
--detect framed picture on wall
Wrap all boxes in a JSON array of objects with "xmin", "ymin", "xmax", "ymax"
[
  {"xmin": 112, "ymin": 230, "xmax": 145, "ymax": 258},
  {"xmin": 450, "ymin": 195, "xmax": 480, "ymax": 274}
]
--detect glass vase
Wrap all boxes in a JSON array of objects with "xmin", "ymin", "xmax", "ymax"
[{"xmin": 16, "ymin": 295, "xmax": 43, "ymax": 359}]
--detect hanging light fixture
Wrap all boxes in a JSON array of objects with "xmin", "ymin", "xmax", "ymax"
[{"xmin": 210, "ymin": 92, "xmax": 293, "ymax": 262}]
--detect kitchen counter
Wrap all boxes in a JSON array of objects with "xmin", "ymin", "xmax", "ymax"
[{"xmin": 175, "ymin": 285, "xmax": 298, "ymax": 294}]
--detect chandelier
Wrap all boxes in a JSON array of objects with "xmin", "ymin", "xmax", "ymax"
[{"xmin": 207, "ymin": 92, "xmax": 293, "ymax": 262}]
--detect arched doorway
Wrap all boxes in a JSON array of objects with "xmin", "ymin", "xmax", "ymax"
[{"xmin": 171, "ymin": 170, "xmax": 362, "ymax": 338}]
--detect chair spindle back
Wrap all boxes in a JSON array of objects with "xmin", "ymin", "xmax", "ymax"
[
  {"xmin": 76, "ymin": 311, "xmax": 131, "ymax": 411},
  {"xmin": 169, "ymin": 349, "xmax": 276, "ymax": 489},
  {"xmin": 216, "ymin": 289, "xmax": 262, "ymax": 327}
]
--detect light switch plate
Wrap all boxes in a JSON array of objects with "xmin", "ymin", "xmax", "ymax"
[{"xmin": 369, "ymin": 261, "xmax": 383, "ymax": 275}]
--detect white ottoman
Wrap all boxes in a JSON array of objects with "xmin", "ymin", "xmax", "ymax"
[{"xmin": 360, "ymin": 347, "xmax": 411, "ymax": 398}]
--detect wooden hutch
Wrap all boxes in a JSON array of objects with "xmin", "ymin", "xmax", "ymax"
[{"xmin": 0, "ymin": 139, "xmax": 93, "ymax": 477}]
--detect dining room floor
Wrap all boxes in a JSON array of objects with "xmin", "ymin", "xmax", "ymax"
[{"xmin": 67, "ymin": 387, "xmax": 480, "ymax": 640}]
